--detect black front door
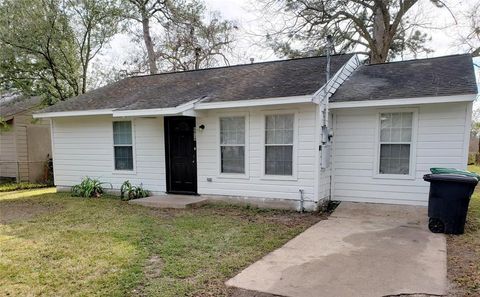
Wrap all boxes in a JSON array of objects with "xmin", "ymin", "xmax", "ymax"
[{"xmin": 164, "ymin": 116, "xmax": 197, "ymax": 194}]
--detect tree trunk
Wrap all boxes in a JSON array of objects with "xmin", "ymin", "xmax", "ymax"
[
  {"xmin": 81, "ymin": 60, "xmax": 88, "ymax": 94},
  {"xmin": 370, "ymin": 5, "xmax": 389, "ymax": 64},
  {"xmin": 141, "ymin": 12, "xmax": 158, "ymax": 74}
]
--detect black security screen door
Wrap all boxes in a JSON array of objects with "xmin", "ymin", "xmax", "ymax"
[{"xmin": 164, "ymin": 116, "xmax": 197, "ymax": 194}]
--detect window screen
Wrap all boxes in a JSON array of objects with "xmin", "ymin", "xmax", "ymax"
[
  {"xmin": 220, "ymin": 117, "xmax": 245, "ymax": 173},
  {"xmin": 265, "ymin": 114, "xmax": 294, "ymax": 175},
  {"xmin": 113, "ymin": 121, "xmax": 133, "ymax": 170},
  {"xmin": 379, "ymin": 112, "xmax": 413, "ymax": 175}
]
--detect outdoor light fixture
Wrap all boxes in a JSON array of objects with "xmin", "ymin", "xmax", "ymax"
[{"xmin": 199, "ymin": 124, "xmax": 205, "ymax": 130}]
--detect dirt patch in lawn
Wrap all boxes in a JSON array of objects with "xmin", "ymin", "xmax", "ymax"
[
  {"xmin": 131, "ymin": 255, "xmax": 164, "ymax": 297},
  {"xmin": 0, "ymin": 200, "xmax": 61, "ymax": 224},
  {"xmin": 199, "ymin": 204, "xmax": 327, "ymax": 227}
]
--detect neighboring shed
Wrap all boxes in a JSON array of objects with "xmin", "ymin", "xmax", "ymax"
[{"xmin": 0, "ymin": 96, "xmax": 52, "ymax": 183}]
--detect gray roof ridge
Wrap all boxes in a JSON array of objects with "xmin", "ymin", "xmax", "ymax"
[
  {"xmin": 129, "ymin": 53, "xmax": 355, "ymax": 79},
  {"xmin": 363, "ymin": 53, "xmax": 473, "ymax": 67}
]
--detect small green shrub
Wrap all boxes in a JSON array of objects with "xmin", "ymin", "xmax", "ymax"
[
  {"xmin": 120, "ymin": 180, "xmax": 150, "ymax": 201},
  {"xmin": 71, "ymin": 177, "xmax": 111, "ymax": 198}
]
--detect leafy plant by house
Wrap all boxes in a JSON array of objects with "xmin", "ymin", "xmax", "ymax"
[
  {"xmin": 120, "ymin": 180, "xmax": 150, "ymax": 201},
  {"xmin": 71, "ymin": 177, "xmax": 111, "ymax": 198}
]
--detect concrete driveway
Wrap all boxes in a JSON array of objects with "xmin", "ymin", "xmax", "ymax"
[{"xmin": 226, "ymin": 202, "xmax": 447, "ymax": 297}]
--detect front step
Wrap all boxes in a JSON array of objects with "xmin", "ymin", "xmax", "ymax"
[{"xmin": 128, "ymin": 195, "xmax": 208, "ymax": 209}]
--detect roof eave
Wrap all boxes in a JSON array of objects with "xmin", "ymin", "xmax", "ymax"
[
  {"xmin": 33, "ymin": 109, "xmax": 114, "ymax": 119},
  {"xmin": 194, "ymin": 95, "xmax": 314, "ymax": 110},
  {"xmin": 329, "ymin": 93, "xmax": 477, "ymax": 109},
  {"xmin": 112, "ymin": 99, "xmax": 200, "ymax": 117}
]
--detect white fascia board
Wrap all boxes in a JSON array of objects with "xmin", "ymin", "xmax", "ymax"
[
  {"xmin": 112, "ymin": 99, "xmax": 199, "ymax": 117},
  {"xmin": 32, "ymin": 109, "xmax": 113, "ymax": 119},
  {"xmin": 329, "ymin": 94, "xmax": 477, "ymax": 109},
  {"xmin": 194, "ymin": 95, "xmax": 314, "ymax": 110}
]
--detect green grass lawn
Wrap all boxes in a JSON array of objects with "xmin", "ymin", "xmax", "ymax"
[
  {"xmin": 0, "ymin": 189, "xmax": 322, "ymax": 297},
  {"xmin": 0, "ymin": 182, "xmax": 49, "ymax": 192},
  {"xmin": 447, "ymin": 165, "xmax": 480, "ymax": 296}
]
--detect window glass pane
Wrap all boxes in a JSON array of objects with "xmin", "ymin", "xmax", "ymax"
[
  {"xmin": 379, "ymin": 144, "xmax": 410, "ymax": 174},
  {"xmin": 265, "ymin": 114, "xmax": 294, "ymax": 145},
  {"xmin": 114, "ymin": 146, "xmax": 133, "ymax": 170},
  {"xmin": 113, "ymin": 121, "xmax": 132, "ymax": 145},
  {"xmin": 380, "ymin": 128, "xmax": 391, "ymax": 142},
  {"xmin": 380, "ymin": 112, "xmax": 413, "ymax": 143},
  {"xmin": 265, "ymin": 145, "xmax": 293, "ymax": 175},
  {"xmin": 391, "ymin": 128, "xmax": 402, "ymax": 142},
  {"xmin": 402, "ymin": 113, "xmax": 413, "ymax": 127},
  {"xmin": 221, "ymin": 146, "xmax": 245, "ymax": 173},
  {"xmin": 220, "ymin": 117, "xmax": 245, "ymax": 145},
  {"xmin": 380, "ymin": 113, "xmax": 392, "ymax": 129},
  {"xmin": 401, "ymin": 128, "xmax": 412, "ymax": 142},
  {"xmin": 392, "ymin": 113, "xmax": 402, "ymax": 128}
]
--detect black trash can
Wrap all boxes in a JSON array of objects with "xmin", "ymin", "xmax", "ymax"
[{"xmin": 423, "ymin": 174, "xmax": 478, "ymax": 234}]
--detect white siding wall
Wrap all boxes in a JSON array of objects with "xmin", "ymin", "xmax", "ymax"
[
  {"xmin": 332, "ymin": 102, "xmax": 472, "ymax": 205},
  {"xmin": 52, "ymin": 116, "xmax": 166, "ymax": 192},
  {"xmin": 196, "ymin": 104, "xmax": 318, "ymax": 204}
]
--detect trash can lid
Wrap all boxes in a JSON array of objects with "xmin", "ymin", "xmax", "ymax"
[
  {"xmin": 423, "ymin": 173, "xmax": 479, "ymax": 184},
  {"xmin": 430, "ymin": 167, "xmax": 480, "ymax": 179}
]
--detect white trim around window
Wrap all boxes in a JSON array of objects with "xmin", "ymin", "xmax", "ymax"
[
  {"xmin": 112, "ymin": 119, "xmax": 137, "ymax": 174},
  {"xmin": 217, "ymin": 112, "xmax": 250, "ymax": 179},
  {"xmin": 373, "ymin": 108, "xmax": 418, "ymax": 180},
  {"xmin": 260, "ymin": 110, "xmax": 298, "ymax": 181}
]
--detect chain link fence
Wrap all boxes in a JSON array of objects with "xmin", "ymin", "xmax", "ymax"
[{"xmin": 0, "ymin": 160, "xmax": 53, "ymax": 184}]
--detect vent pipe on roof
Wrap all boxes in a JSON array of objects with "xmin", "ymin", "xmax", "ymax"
[
  {"xmin": 326, "ymin": 35, "xmax": 333, "ymax": 82},
  {"xmin": 250, "ymin": 58, "xmax": 254, "ymax": 64}
]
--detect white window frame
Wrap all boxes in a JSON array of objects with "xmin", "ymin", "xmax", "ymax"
[
  {"xmin": 217, "ymin": 112, "xmax": 249, "ymax": 179},
  {"xmin": 112, "ymin": 120, "xmax": 137, "ymax": 174},
  {"xmin": 373, "ymin": 108, "xmax": 418, "ymax": 180},
  {"xmin": 261, "ymin": 110, "xmax": 298, "ymax": 181}
]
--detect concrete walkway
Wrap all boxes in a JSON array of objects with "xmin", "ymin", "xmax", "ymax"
[
  {"xmin": 128, "ymin": 194, "xmax": 208, "ymax": 209},
  {"xmin": 226, "ymin": 202, "xmax": 447, "ymax": 297}
]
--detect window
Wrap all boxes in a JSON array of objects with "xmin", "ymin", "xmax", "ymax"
[
  {"xmin": 220, "ymin": 116, "xmax": 245, "ymax": 174},
  {"xmin": 113, "ymin": 121, "xmax": 133, "ymax": 171},
  {"xmin": 379, "ymin": 112, "xmax": 413, "ymax": 175},
  {"xmin": 265, "ymin": 114, "xmax": 294, "ymax": 176}
]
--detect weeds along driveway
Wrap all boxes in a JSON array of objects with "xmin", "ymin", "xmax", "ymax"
[{"xmin": 0, "ymin": 189, "xmax": 323, "ymax": 297}]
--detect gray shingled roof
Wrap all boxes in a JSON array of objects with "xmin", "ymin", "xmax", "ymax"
[
  {"xmin": 0, "ymin": 96, "xmax": 43, "ymax": 119},
  {"xmin": 39, "ymin": 54, "xmax": 354, "ymax": 113},
  {"xmin": 330, "ymin": 54, "xmax": 478, "ymax": 102}
]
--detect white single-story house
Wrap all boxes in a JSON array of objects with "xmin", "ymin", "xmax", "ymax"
[{"xmin": 33, "ymin": 54, "xmax": 478, "ymax": 210}]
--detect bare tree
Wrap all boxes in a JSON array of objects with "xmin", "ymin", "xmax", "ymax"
[
  {"xmin": 123, "ymin": 0, "xmax": 175, "ymax": 74},
  {"xmin": 460, "ymin": 1, "xmax": 480, "ymax": 57},
  {"xmin": 122, "ymin": 0, "xmax": 236, "ymax": 74},
  {"xmin": 66, "ymin": 0, "xmax": 123, "ymax": 93},
  {"xmin": 156, "ymin": 10, "xmax": 236, "ymax": 71},
  {"xmin": 260, "ymin": 0, "xmax": 451, "ymax": 63}
]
